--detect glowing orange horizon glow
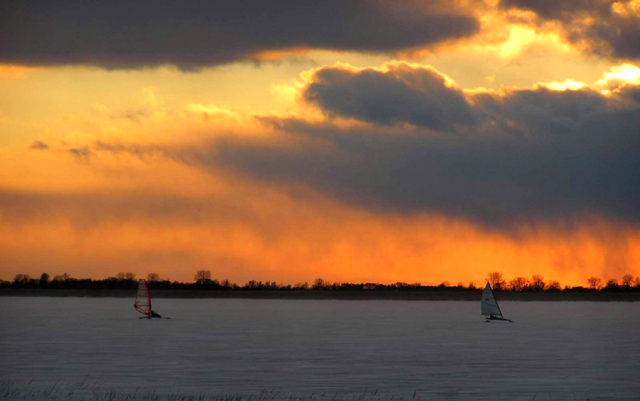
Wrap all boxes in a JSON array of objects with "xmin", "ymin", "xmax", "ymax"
[{"xmin": 1, "ymin": 178, "xmax": 638, "ymax": 287}]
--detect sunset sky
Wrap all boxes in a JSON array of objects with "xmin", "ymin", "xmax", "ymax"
[{"xmin": 1, "ymin": 0, "xmax": 639, "ymax": 286}]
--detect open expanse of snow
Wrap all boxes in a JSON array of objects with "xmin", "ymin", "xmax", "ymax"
[{"xmin": 1, "ymin": 297, "xmax": 639, "ymax": 400}]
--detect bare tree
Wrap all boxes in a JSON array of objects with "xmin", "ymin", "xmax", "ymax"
[
  {"xmin": 621, "ymin": 274, "xmax": 634, "ymax": 287},
  {"xmin": 312, "ymin": 278, "xmax": 326, "ymax": 290},
  {"xmin": 13, "ymin": 274, "xmax": 31, "ymax": 284},
  {"xmin": 194, "ymin": 270, "xmax": 212, "ymax": 284},
  {"xmin": 546, "ymin": 280, "xmax": 561, "ymax": 291},
  {"xmin": 530, "ymin": 275, "xmax": 545, "ymax": 291},
  {"xmin": 116, "ymin": 272, "xmax": 136, "ymax": 281},
  {"xmin": 605, "ymin": 278, "xmax": 619, "ymax": 289},
  {"xmin": 39, "ymin": 273, "xmax": 50, "ymax": 288},
  {"xmin": 509, "ymin": 277, "xmax": 529, "ymax": 291},
  {"xmin": 486, "ymin": 272, "xmax": 506, "ymax": 290},
  {"xmin": 587, "ymin": 276, "xmax": 602, "ymax": 290},
  {"xmin": 147, "ymin": 273, "xmax": 160, "ymax": 282},
  {"xmin": 53, "ymin": 273, "xmax": 71, "ymax": 282}
]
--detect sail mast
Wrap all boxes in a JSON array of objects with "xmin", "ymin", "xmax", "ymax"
[
  {"xmin": 146, "ymin": 280, "xmax": 152, "ymax": 315},
  {"xmin": 490, "ymin": 284, "xmax": 504, "ymax": 317}
]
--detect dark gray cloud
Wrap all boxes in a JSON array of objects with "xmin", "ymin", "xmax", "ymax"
[
  {"xmin": 471, "ymin": 86, "xmax": 609, "ymax": 135},
  {"xmin": 500, "ymin": 0, "xmax": 610, "ymax": 19},
  {"xmin": 0, "ymin": 1, "xmax": 478, "ymax": 70},
  {"xmin": 205, "ymin": 73, "xmax": 640, "ymax": 228},
  {"xmin": 500, "ymin": 0, "xmax": 640, "ymax": 60},
  {"xmin": 29, "ymin": 141, "xmax": 49, "ymax": 150},
  {"xmin": 68, "ymin": 147, "xmax": 92, "ymax": 160},
  {"xmin": 208, "ymin": 118, "xmax": 639, "ymax": 228},
  {"xmin": 303, "ymin": 63, "xmax": 475, "ymax": 130},
  {"xmin": 48, "ymin": 62, "xmax": 640, "ymax": 229}
]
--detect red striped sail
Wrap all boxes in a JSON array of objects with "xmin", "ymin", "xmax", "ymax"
[{"xmin": 134, "ymin": 280, "xmax": 152, "ymax": 317}]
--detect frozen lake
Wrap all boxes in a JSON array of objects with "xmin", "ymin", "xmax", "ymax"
[{"xmin": 1, "ymin": 297, "xmax": 639, "ymax": 400}]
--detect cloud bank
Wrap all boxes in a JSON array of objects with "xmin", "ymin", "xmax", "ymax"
[
  {"xmin": 20, "ymin": 62, "xmax": 640, "ymax": 230},
  {"xmin": 205, "ymin": 63, "xmax": 640, "ymax": 228},
  {"xmin": 0, "ymin": 1, "xmax": 478, "ymax": 70},
  {"xmin": 501, "ymin": 0, "xmax": 640, "ymax": 60}
]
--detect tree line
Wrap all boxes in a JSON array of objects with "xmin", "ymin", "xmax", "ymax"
[
  {"xmin": 2, "ymin": 270, "xmax": 640, "ymax": 293},
  {"xmin": 485, "ymin": 271, "xmax": 640, "ymax": 292}
]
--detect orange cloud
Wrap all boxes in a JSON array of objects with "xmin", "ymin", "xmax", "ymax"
[
  {"xmin": 595, "ymin": 64, "xmax": 640, "ymax": 94},
  {"xmin": 0, "ymin": 64, "xmax": 38, "ymax": 78}
]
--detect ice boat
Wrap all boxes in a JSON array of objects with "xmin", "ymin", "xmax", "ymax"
[
  {"xmin": 481, "ymin": 282, "xmax": 512, "ymax": 322},
  {"xmin": 134, "ymin": 279, "xmax": 167, "ymax": 319}
]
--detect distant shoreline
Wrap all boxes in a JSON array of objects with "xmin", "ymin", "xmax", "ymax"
[{"xmin": 2, "ymin": 288, "xmax": 640, "ymax": 301}]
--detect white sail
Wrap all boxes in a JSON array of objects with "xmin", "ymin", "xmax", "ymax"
[
  {"xmin": 134, "ymin": 280, "xmax": 151, "ymax": 317},
  {"xmin": 481, "ymin": 283, "xmax": 503, "ymax": 317}
]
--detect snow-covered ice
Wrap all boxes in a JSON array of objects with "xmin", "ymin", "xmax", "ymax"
[{"xmin": 1, "ymin": 297, "xmax": 639, "ymax": 400}]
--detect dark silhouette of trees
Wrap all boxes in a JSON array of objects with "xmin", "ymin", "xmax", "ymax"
[
  {"xmin": 245, "ymin": 280, "xmax": 258, "ymax": 289},
  {"xmin": 265, "ymin": 281, "xmax": 275, "ymax": 290},
  {"xmin": 294, "ymin": 282, "xmax": 310, "ymax": 289},
  {"xmin": 530, "ymin": 275, "xmax": 545, "ymax": 291},
  {"xmin": 3, "ymin": 269, "xmax": 640, "ymax": 296},
  {"xmin": 509, "ymin": 277, "xmax": 529, "ymax": 291},
  {"xmin": 116, "ymin": 272, "xmax": 136, "ymax": 281},
  {"xmin": 220, "ymin": 279, "xmax": 236, "ymax": 289},
  {"xmin": 39, "ymin": 273, "xmax": 50, "ymax": 288},
  {"xmin": 587, "ymin": 276, "xmax": 602, "ymax": 290},
  {"xmin": 13, "ymin": 274, "xmax": 31, "ymax": 284},
  {"xmin": 12, "ymin": 274, "xmax": 35, "ymax": 288},
  {"xmin": 146, "ymin": 273, "xmax": 160, "ymax": 282},
  {"xmin": 486, "ymin": 272, "xmax": 506, "ymax": 290},
  {"xmin": 546, "ymin": 280, "xmax": 561, "ymax": 291},
  {"xmin": 53, "ymin": 273, "xmax": 71, "ymax": 282},
  {"xmin": 194, "ymin": 270, "xmax": 212, "ymax": 285},
  {"xmin": 312, "ymin": 278, "xmax": 326, "ymax": 290},
  {"xmin": 603, "ymin": 278, "xmax": 620, "ymax": 291}
]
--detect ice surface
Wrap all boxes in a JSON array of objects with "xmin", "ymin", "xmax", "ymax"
[{"xmin": 1, "ymin": 297, "xmax": 639, "ymax": 400}]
